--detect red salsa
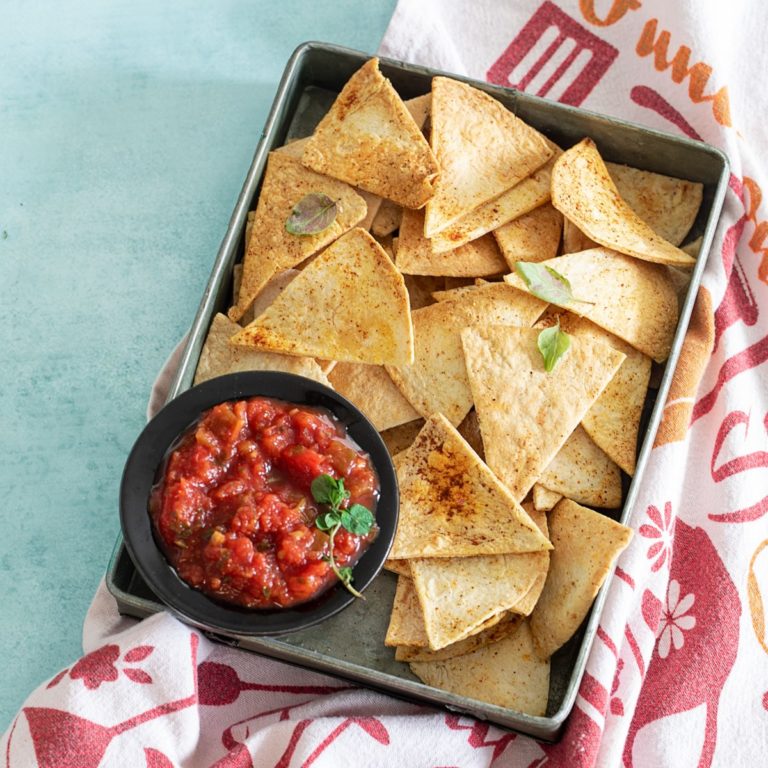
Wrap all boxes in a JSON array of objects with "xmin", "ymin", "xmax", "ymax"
[{"xmin": 150, "ymin": 397, "xmax": 379, "ymax": 608}]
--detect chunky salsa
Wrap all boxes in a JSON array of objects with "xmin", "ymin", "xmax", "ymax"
[{"xmin": 150, "ymin": 397, "xmax": 379, "ymax": 608}]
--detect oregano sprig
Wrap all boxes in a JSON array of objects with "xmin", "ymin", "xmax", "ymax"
[{"xmin": 311, "ymin": 474, "xmax": 374, "ymax": 598}]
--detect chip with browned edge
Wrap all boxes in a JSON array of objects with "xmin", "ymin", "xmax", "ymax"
[{"xmin": 493, "ymin": 203, "xmax": 563, "ymax": 267}]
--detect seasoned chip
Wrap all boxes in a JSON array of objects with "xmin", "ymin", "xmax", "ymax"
[
  {"xmin": 194, "ymin": 314, "xmax": 332, "ymax": 387},
  {"xmin": 606, "ymin": 162, "xmax": 703, "ymax": 247},
  {"xmin": 410, "ymin": 620, "xmax": 550, "ymax": 716},
  {"xmin": 231, "ymin": 228, "xmax": 414, "ymax": 366},
  {"xmin": 238, "ymin": 268, "xmax": 299, "ymax": 327},
  {"xmin": 493, "ymin": 204, "xmax": 563, "ymax": 267},
  {"xmin": 504, "ymin": 248, "xmax": 678, "ymax": 362},
  {"xmin": 462, "ymin": 326, "xmax": 625, "ymax": 500},
  {"xmin": 379, "ymin": 418, "xmax": 424, "ymax": 456},
  {"xmin": 387, "ymin": 283, "xmax": 546, "ymax": 426},
  {"xmin": 228, "ymin": 152, "xmax": 367, "ymax": 322},
  {"xmin": 404, "ymin": 93, "xmax": 431, "ymax": 131},
  {"xmin": 530, "ymin": 500, "xmax": 632, "ymax": 658},
  {"xmin": 301, "ymin": 59, "xmax": 439, "ymax": 209},
  {"xmin": 390, "ymin": 414, "xmax": 551, "ymax": 560},
  {"xmin": 327, "ymin": 362, "xmax": 419, "ymax": 432},
  {"xmin": 371, "ymin": 198, "xmax": 403, "ymax": 237},
  {"xmin": 384, "ymin": 558, "xmax": 411, "ymax": 577},
  {"xmin": 532, "ymin": 484, "xmax": 563, "ymax": 512},
  {"xmin": 385, "ymin": 575, "xmax": 428, "ymax": 648},
  {"xmin": 425, "ymin": 77, "xmax": 552, "ymax": 237},
  {"xmin": 396, "ymin": 208, "xmax": 507, "ymax": 277},
  {"xmin": 510, "ymin": 506, "xmax": 550, "ymax": 617},
  {"xmin": 551, "ymin": 139, "xmax": 695, "ymax": 268},
  {"xmin": 538, "ymin": 425, "xmax": 622, "ymax": 508},
  {"xmin": 561, "ymin": 218, "xmax": 598, "ymax": 254}
]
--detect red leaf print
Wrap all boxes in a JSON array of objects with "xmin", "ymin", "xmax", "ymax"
[
  {"xmin": 125, "ymin": 645, "xmax": 154, "ymax": 663},
  {"xmin": 124, "ymin": 668, "xmax": 153, "ymax": 684},
  {"xmin": 70, "ymin": 645, "xmax": 120, "ymax": 690},
  {"xmin": 144, "ymin": 747, "xmax": 175, "ymax": 768},
  {"xmin": 46, "ymin": 669, "xmax": 68, "ymax": 689},
  {"xmin": 638, "ymin": 524, "xmax": 661, "ymax": 538},
  {"xmin": 610, "ymin": 697, "xmax": 625, "ymax": 716},
  {"xmin": 351, "ymin": 717, "xmax": 389, "ymax": 745}
]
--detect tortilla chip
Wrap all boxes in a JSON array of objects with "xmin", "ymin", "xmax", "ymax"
[
  {"xmin": 404, "ymin": 93, "xmax": 431, "ymax": 131},
  {"xmin": 456, "ymin": 408, "xmax": 484, "ymax": 459},
  {"xmin": 510, "ymin": 507, "xmax": 550, "ymax": 617},
  {"xmin": 385, "ymin": 575, "xmax": 429, "ymax": 648},
  {"xmin": 606, "ymin": 162, "xmax": 703, "ymax": 247},
  {"xmin": 403, "ymin": 274, "xmax": 442, "ymax": 310},
  {"xmin": 395, "ymin": 614, "xmax": 523, "ymax": 662},
  {"xmin": 538, "ymin": 425, "xmax": 622, "ymax": 508},
  {"xmin": 443, "ymin": 276, "xmax": 476, "ymax": 291},
  {"xmin": 551, "ymin": 139, "xmax": 695, "ymax": 268},
  {"xmin": 396, "ymin": 208, "xmax": 508, "ymax": 277},
  {"xmin": 682, "ymin": 235, "xmax": 703, "ymax": 258},
  {"xmin": 390, "ymin": 414, "xmax": 551, "ymax": 560},
  {"xmin": 231, "ymin": 228, "xmax": 414, "ymax": 366},
  {"xmin": 379, "ymin": 418, "xmax": 424, "ymax": 456},
  {"xmin": 504, "ymin": 248, "xmax": 679, "ymax": 362},
  {"xmin": 232, "ymin": 263, "xmax": 244, "ymax": 310},
  {"xmin": 328, "ymin": 362, "xmax": 420, "ymax": 432},
  {"xmin": 425, "ymin": 77, "xmax": 552, "ymax": 237},
  {"xmin": 301, "ymin": 59, "xmax": 439, "ymax": 209},
  {"xmin": 228, "ymin": 152, "xmax": 367, "ymax": 322},
  {"xmin": 410, "ymin": 620, "xmax": 550, "ymax": 716},
  {"xmin": 371, "ymin": 199, "xmax": 403, "ymax": 237},
  {"xmin": 356, "ymin": 188, "xmax": 383, "ymax": 231},
  {"xmin": 193, "ymin": 314, "xmax": 332, "ymax": 387},
  {"xmin": 384, "ymin": 558, "xmax": 411, "ymax": 577},
  {"xmin": 386, "ymin": 283, "xmax": 546, "ymax": 426},
  {"xmin": 428, "ymin": 140, "xmax": 561, "ymax": 253},
  {"xmin": 493, "ymin": 204, "xmax": 563, "ymax": 267},
  {"xmin": 236, "ymin": 268, "xmax": 300, "ymax": 327},
  {"xmin": 274, "ymin": 136, "xmax": 310, "ymax": 159},
  {"xmin": 461, "ymin": 326, "xmax": 625, "ymax": 501},
  {"xmin": 532, "ymin": 484, "xmax": 563, "ymax": 512},
  {"xmin": 561, "ymin": 218, "xmax": 598, "ymax": 254},
  {"xmin": 530, "ymin": 499, "xmax": 632, "ymax": 658}
]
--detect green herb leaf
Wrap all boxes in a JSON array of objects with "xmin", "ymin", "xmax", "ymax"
[
  {"xmin": 341, "ymin": 504, "xmax": 375, "ymax": 535},
  {"xmin": 315, "ymin": 510, "xmax": 340, "ymax": 532},
  {"xmin": 537, "ymin": 322, "xmax": 571, "ymax": 373},
  {"xmin": 285, "ymin": 193, "xmax": 338, "ymax": 236},
  {"xmin": 336, "ymin": 566, "xmax": 354, "ymax": 586},
  {"xmin": 515, "ymin": 262, "xmax": 574, "ymax": 304},
  {"xmin": 311, "ymin": 474, "xmax": 339, "ymax": 505}
]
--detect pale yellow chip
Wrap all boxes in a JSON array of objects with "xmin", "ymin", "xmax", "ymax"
[
  {"xmin": 510, "ymin": 506, "xmax": 550, "ymax": 617},
  {"xmin": 606, "ymin": 162, "xmax": 703, "ymax": 247},
  {"xmin": 396, "ymin": 208, "xmax": 507, "ymax": 277},
  {"xmin": 385, "ymin": 575, "xmax": 428, "ymax": 648},
  {"xmin": 682, "ymin": 235, "xmax": 703, "ymax": 258},
  {"xmin": 538, "ymin": 425, "xmax": 622, "ymax": 508},
  {"xmin": 410, "ymin": 620, "xmax": 550, "ymax": 716},
  {"xmin": 327, "ymin": 362, "xmax": 420, "ymax": 432},
  {"xmin": 386, "ymin": 283, "xmax": 546, "ymax": 426},
  {"xmin": 561, "ymin": 218, "xmax": 598, "ymax": 254},
  {"xmin": 384, "ymin": 558, "xmax": 411, "ymax": 577},
  {"xmin": 356, "ymin": 188, "xmax": 384, "ymax": 231},
  {"xmin": 301, "ymin": 59, "xmax": 439, "ymax": 209},
  {"xmin": 237, "ymin": 268, "xmax": 300, "ymax": 327},
  {"xmin": 504, "ymin": 248, "xmax": 679, "ymax": 362},
  {"xmin": 371, "ymin": 199, "xmax": 403, "ymax": 237},
  {"xmin": 462, "ymin": 326, "xmax": 625, "ymax": 501},
  {"xmin": 395, "ymin": 614, "xmax": 523, "ymax": 662},
  {"xmin": 193, "ymin": 314, "xmax": 332, "ymax": 387},
  {"xmin": 532, "ymin": 484, "xmax": 563, "ymax": 512},
  {"xmin": 424, "ymin": 77, "xmax": 552, "ymax": 238},
  {"xmin": 390, "ymin": 414, "xmax": 551, "ymax": 560},
  {"xmin": 493, "ymin": 203, "xmax": 563, "ymax": 267},
  {"xmin": 231, "ymin": 228, "xmax": 414, "ymax": 366},
  {"xmin": 551, "ymin": 139, "xmax": 695, "ymax": 268},
  {"xmin": 273, "ymin": 136, "xmax": 310, "ymax": 159},
  {"xmin": 404, "ymin": 93, "xmax": 431, "ymax": 131},
  {"xmin": 530, "ymin": 499, "xmax": 633, "ymax": 658},
  {"xmin": 429, "ymin": 140, "xmax": 561, "ymax": 253},
  {"xmin": 228, "ymin": 152, "xmax": 367, "ymax": 322}
]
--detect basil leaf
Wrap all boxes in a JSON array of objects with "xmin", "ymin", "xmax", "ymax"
[
  {"xmin": 537, "ymin": 323, "xmax": 571, "ymax": 373},
  {"xmin": 311, "ymin": 474, "xmax": 338, "ymax": 505},
  {"xmin": 285, "ymin": 193, "xmax": 338, "ymax": 236},
  {"xmin": 341, "ymin": 504, "xmax": 374, "ymax": 535},
  {"xmin": 315, "ymin": 511, "xmax": 339, "ymax": 532},
  {"xmin": 515, "ymin": 262, "xmax": 574, "ymax": 304}
]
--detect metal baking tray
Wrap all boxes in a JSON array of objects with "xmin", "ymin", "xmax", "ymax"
[{"xmin": 106, "ymin": 41, "xmax": 729, "ymax": 741}]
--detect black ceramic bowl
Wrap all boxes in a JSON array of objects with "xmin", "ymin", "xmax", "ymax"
[{"xmin": 120, "ymin": 370, "xmax": 399, "ymax": 636}]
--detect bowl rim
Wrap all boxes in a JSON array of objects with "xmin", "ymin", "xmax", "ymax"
[{"xmin": 119, "ymin": 370, "xmax": 399, "ymax": 636}]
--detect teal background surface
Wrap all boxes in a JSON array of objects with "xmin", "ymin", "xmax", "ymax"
[{"xmin": 0, "ymin": 0, "xmax": 397, "ymax": 730}]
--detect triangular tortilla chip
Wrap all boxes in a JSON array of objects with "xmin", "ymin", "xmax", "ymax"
[
  {"xmin": 389, "ymin": 414, "xmax": 551, "ymax": 560},
  {"xmin": 532, "ymin": 484, "xmax": 563, "ymax": 512},
  {"xmin": 561, "ymin": 218, "xmax": 598, "ymax": 254},
  {"xmin": 504, "ymin": 248, "xmax": 679, "ymax": 362},
  {"xmin": 327, "ymin": 362, "xmax": 420, "ymax": 432},
  {"xmin": 236, "ymin": 268, "xmax": 299, "ymax": 327},
  {"xmin": 425, "ymin": 77, "xmax": 552, "ymax": 237},
  {"xmin": 493, "ymin": 203, "xmax": 563, "ymax": 267},
  {"xmin": 371, "ymin": 198, "xmax": 402, "ymax": 237},
  {"xmin": 301, "ymin": 59, "xmax": 439, "ymax": 209},
  {"xmin": 385, "ymin": 575, "xmax": 429, "ymax": 648},
  {"xmin": 395, "ymin": 614, "xmax": 523, "ymax": 662},
  {"xmin": 403, "ymin": 274, "xmax": 443, "ymax": 310},
  {"xmin": 551, "ymin": 139, "xmax": 695, "ymax": 268},
  {"xmin": 386, "ymin": 284, "xmax": 546, "ymax": 426},
  {"xmin": 542, "ymin": 311, "xmax": 652, "ymax": 475},
  {"xmin": 510, "ymin": 506, "xmax": 550, "ymax": 617},
  {"xmin": 193, "ymin": 314, "xmax": 332, "ymax": 387},
  {"xmin": 461, "ymin": 326, "xmax": 625, "ymax": 501},
  {"xmin": 538, "ymin": 425, "xmax": 622, "ymax": 508},
  {"xmin": 396, "ymin": 208, "xmax": 507, "ymax": 277},
  {"xmin": 228, "ymin": 152, "xmax": 367, "ymax": 322},
  {"xmin": 384, "ymin": 558, "xmax": 411, "ymax": 577},
  {"xmin": 404, "ymin": 92, "xmax": 431, "ymax": 131},
  {"xmin": 606, "ymin": 162, "xmax": 703, "ymax": 247},
  {"xmin": 429, "ymin": 141, "xmax": 561, "ymax": 253},
  {"xmin": 530, "ymin": 499, "xmax": 632, "ymax": 658},
  {"xmin": 379, "ymin": 418, "xmax": 424, "ymax": 457},
  {"xmin": 231, "ymin": 228, "xmax": 414, "ymax": 366},
  {"xmin": 410, "ymin": 620, "xmax": 550, "ymax": 716}
]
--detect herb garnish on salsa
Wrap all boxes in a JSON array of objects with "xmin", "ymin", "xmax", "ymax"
[{"xmin": 150, "ymin": 397, "xmax": 379, "ymax": 608}]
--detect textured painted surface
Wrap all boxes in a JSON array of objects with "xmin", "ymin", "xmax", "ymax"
[{"xmin": 0, "ymin": 0, "xmax": 396, "ymax": 729}]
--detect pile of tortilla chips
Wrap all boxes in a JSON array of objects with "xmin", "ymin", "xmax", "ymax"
[{"xmin": 194, "ymin": 58, "xmax": 704, "ymax": 717}]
